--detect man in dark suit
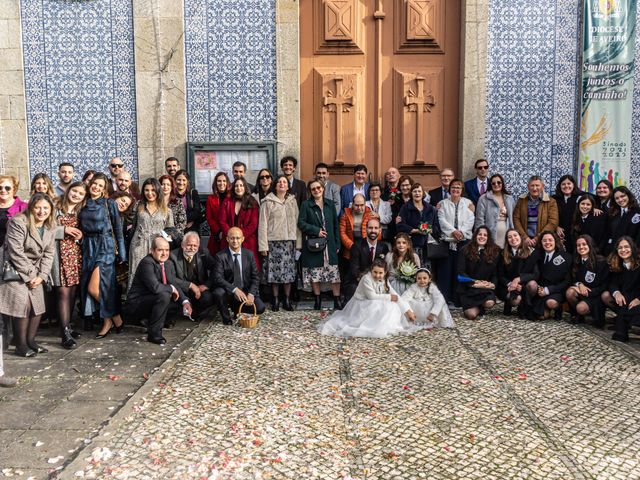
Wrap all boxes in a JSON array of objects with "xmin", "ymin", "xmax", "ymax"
[
  {"xmin": 169, "ymin": 232, "xmax": 215, "ymax": 319},
  {"xmin": 124, "ymin": 236, "xmax": 192, "ymax": 345},
  {"xmin": 281, "ymin": 156, "xmax": 308, "ymax": 207},
  {"xmin": 463, "ymin": 158, "xmax": 489, "ymax": 205},
  {"xmin": 339, "ymin": 164, "xmax": 370, "ymax": 216},
  {"xmin": 212, "ymin": 227, "xmax": 266, "ymax": 325},
  {"xmin": 343, "ymin": 218, "xmax": 390, "ymax": 300},
  {"xmin": 429, "ymin": 168, "xmax": 455, "ymax": 207}
]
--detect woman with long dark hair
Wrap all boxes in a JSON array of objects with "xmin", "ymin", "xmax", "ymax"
[
  {"xmin": 78, "ymin": 173, "xmax": 127, "ymax": 338},
  {"xmin": 205, "ymin": 171, "xmax": 230, "ymax": 255},
  {"xmin": 174, "ymin": 169, "xmax": 202, "ymax": 234},
  {"xmin": 595, "ymin": 179, "xmax": 614, "ymax": 213},
  {"xmin": 0, "ymin": 193, "xmax": 56, "ymax": 357},
  {"xmin": 601, "ymin": 236, "xmax": 640, "ymax": 342},
  {"xmin": 566, "ymin": 234, "xmax": 608, "ymax": 326},
  {"xmin": 220, "ymin": 178, "xmax": 260, "ymax": 267},
  {"xmin": 570, "ymin": 194, "xmax": 607, "ymax": 253},
  {"xmin": 523, "ymin": 230, "xmax": 572, "ymax": 320},
  {"xmin": 457, "ymin": 226, "xmax": 499, "ymax": 319},
  {"xmin": 127, "ymin": 178, "xmax": 173, "ymax": 288},
  {"xmin": 385, "ymin": 232, "xmax": 421, "ymax": 295},
  {"xmin": 52, "ymin": 182, "xmax": 87, "ymax": 348},
  {"xmin": 159, "ymin": 174, "xmax": 187, "ymax": 244},
  {"xmin": 497, "ymin": 228, "xmax": 535, "ymax": 316},
  {"xmin": 552, "ymin": 174, "xmax": 582, "ymax": 253},
  {"xmin": 605, "ymin": 186, "xmax": 640, "ymax": 254},
  {"xmin": 252, "ymin": 168, "xmax": 273, "ymax": 203}
]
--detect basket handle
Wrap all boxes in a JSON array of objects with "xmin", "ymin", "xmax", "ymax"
[{"xmin": 237, "ymin": 300, "xmax": 257, "ymax": 316}]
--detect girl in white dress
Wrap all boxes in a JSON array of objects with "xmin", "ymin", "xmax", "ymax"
[
  {"xmin": 318, "ymin": 259, "xmax": 425, "ymax": 338},
  {"xmin": 401, "ymin": 268, "xmax": 455, "ymax": 328}
]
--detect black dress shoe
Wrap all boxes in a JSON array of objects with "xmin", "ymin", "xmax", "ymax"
[
  {"xmin": 503, "ymin": 304, "xmax": 512, "ymax": 316},
  {"xmin": 148, "ymin": 337, "xmax": 166, "ymax": 345},
  {"xmin": 70, "ymin": 330, "xmax": 82, "ymax": 339},
  {"xmin": 611, "ymin": 332, "xmax": 629, "ymax": 343},
  {"xmin": 222, "ymin": 318, "xmax": 233, "ymax": 326},
  {"xmin": 313, "ymin": 295, "xmax": 322, "ymax": 310},
  {"xmin": 271, "ymin": 297, "xmax": 280, "ymax": 312},
  {"xmin": 333, "ymin": 296, "xmax": 343, "ymax": 310},
  {"xmin": 15, "ymin": 346, "xmax": 36, "ymax": 357},
  {"xmin": 282, "ymin": 296, "xmax": 294, "ymax": 311}
]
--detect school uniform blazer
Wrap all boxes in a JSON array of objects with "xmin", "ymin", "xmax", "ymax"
[
  {"xmin": 457, "ymin": 248, "xmax": 499, "ymax": 285},
  {"xmin": 606, "ymin": 208, "xmax": 640, "ymax": 253},
  {"xmin": 608, "ymin": 264, "xmax": 640, "ymax": 301},
  {"xmin": 534, "ymin": 250, "xmax": 572, "ymax": 294},
  {"xmin": 572, "ymin": 258, "xmax": 609, "ymax": 299},
  {"xmin": 498, "ymin": 253, "xmax": 538, "ymax": 290},
  {"xmin": 573, "ymin": 213, "xmax": 608, "ymax": 253}
]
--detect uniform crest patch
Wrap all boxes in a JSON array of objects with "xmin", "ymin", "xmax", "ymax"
[
  {"xmin": 585, "ymin": 271, "xmax": 596, "ymax": 283},
  {"xmin": 553, "ymin": 256, "xmax": 565, "ymax": 266}
]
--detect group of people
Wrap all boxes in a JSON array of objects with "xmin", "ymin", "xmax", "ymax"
[{"xmin": 0, "ymin": 154, "xmax": 638, "ymax": 388}]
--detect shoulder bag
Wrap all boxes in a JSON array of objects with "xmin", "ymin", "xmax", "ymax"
[{"xmin": 306, "ymin": 207, "xmax": 327, "ymax": 252}]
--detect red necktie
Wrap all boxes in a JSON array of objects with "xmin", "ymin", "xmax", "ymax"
[
  {"xmin": 370, "ymin": 246, "xmax": 375, "ymax": 263},
  {"xmin": 160, "ymin": 262, "xmax": 167, "ymax": 284}
]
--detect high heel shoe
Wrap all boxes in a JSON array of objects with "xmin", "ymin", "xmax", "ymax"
[
  {"xmin": 95, "ymin": 320, "xmax": 113, "ymax": 339},
  {"xmin": 113, "ymin": 319, "xmax": 124, "ymax": 334},
  {"xmin": 28, "ymin": 342, "xmax": 48, "ymax": 354}
]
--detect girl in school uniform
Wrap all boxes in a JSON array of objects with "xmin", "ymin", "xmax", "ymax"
[
  {"xmin": 601, "ymin": 236, "xmax": 640, "ymax": 342},
  {"xmin": 524, "ymin": 230, "xmax": 572, "ymax": 320},
  {"xmin": 605, "ymin": 186, "xmax": 640, "ymax": 254},
  {"xmin": 457, "ymin": 226, "xmax": 500, "ymax": 320},
  {"xmin": 318, "ymin": 259, "xmax": 424, "ymax": 338},
  {"xmin": 566, "ymin": 235, "xmax": 608, "ymax": 326},
  {"xmin": 497, "ymin": 229, "xmax": 536, "ymax": 316},
  {"xmin": 571, "ymin": 194, "xmax": 608, "ymax": 254},
  {"xmin": 401, "ymin": 268, "xmax": 454, "ymax": 328}
]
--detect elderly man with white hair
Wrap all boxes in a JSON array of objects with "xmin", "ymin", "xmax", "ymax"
[{"xmin": 169, "ymin": 231, "xmax": 216, "ymax": 320}]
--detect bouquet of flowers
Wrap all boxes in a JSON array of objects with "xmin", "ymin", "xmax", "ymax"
[
  {"xmin": 419, "ymin": 222, "xmax": 432, "ymax": 235},
  {"xmin": 396, "ymin": 260, "xmax": 418, "ymax": 284},
  {"xmin": 388, "ymin": 187, "xmax": 400, "ymax": 203}
]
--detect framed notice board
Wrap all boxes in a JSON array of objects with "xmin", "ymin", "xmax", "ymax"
[{"xmin": 186, "ymin": 142, "xmax": 277, "ymax": 198}]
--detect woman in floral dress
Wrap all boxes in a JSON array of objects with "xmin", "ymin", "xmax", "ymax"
[{"xmin": 52, "ymin": 181, "xmax": 87, "ymax": 348}]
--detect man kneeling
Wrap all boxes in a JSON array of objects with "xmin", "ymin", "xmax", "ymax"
[
  {"xmin": 212, "ymin": 227, "xmax": 265, "ymax": 324},
  {"xmin": 124, "ymin": 235, "xmax": 192, "ymax": 345}
]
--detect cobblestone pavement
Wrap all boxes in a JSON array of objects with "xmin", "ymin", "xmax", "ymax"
[{"xmin": 62, "ymin": 311, "xmax": 640, "ymax": 480}]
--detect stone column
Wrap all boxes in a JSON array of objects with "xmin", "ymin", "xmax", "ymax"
[
  {"xmin": 133, "ymin": 0, "xmax": 188, "ymax": 179},
  {"xmin": 0, "ymin": 0, "xmax": 29, "ymax": 195},
  {"xmin": 459, "ymin": 0, "xmax": 489, "ymax": 178},
  {"xmin": 276, "ymin": 0, "xmax": 300, "ymax": 163}
]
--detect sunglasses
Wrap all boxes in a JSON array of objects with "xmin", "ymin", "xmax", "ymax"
[
  {"xmin": 310, "ymin": 186, "xmax": 323, "ymax": 192},
  {"xmin": 476, "ymin": 165, "xmax": 489, "ymax": 170},
  {"xmin": 0, "ymin": 185, "xmax": 12, "ymax": 192},
  {"xmin": 491, "ymin": 181, "xmax": 502, "ymax": 186},
  {"xmin": 110, "ymin": 163, "xmax": 124, "ymax": 169},
  {"xmin": 259, "ymin": 175, "xmax": 271, "ymax": 180}
]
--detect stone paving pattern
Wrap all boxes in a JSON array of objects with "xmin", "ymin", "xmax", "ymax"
[{"xmin": 62, "ymin": 310, "xmax": 640, "ymax": 480}]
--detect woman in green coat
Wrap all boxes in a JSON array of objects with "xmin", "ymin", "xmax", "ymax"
[{"xmin": 298, "ymin": 179, "xmax": 342, "ymax": 310}]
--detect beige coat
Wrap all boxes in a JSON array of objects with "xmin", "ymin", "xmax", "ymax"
[
  {"xmin": 0, "ymin": 214, "xmax": 55, "ymax": 317},
  {"xmin": 258, "ymin": 193, "xmax": 302, "ymax": 252}
]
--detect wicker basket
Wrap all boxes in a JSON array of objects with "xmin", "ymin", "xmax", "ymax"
[{"xmin": 237, "ymin": 301, "xmax": 259, "ymax": 328}]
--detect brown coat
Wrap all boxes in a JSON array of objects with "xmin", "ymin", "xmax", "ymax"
[
  {"xmin": 0, "ymin": 214, "xmax": 56, "ymax": 317},
  {"xmin": 513, "ymin": 192, "xmax": 559, "ymax": 240}
]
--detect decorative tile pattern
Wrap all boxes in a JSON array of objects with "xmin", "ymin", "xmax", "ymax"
[
  {"xmin": 486, "ymin": 1, "xmax": 581, "ymax": 194},
  {"xmin": 21, "ymin": 0, "xmax": 138, "ymax": 179},
  {"xmin": 184, "ymin": 0, "xmax": 277, "ymax": 143},
  {"xmin": 630, "ymin": 7, "xmax": 640, "ymax": 193}
]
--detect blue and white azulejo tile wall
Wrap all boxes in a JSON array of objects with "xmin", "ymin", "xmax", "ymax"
[
  {"xmin": 184, "ymin": 0, "xmax": 277, "ymax": 143},
  {"xmin": 485, "ymin": 0, "xmax": 582, "ymax": 194},
  {"xmin": 21, "ymin": 0, "xmax": 138, "ymax": 180}
]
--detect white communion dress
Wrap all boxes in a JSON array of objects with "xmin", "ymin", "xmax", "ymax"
[
  {"xmin": 318, "ymin": 273, "xmax": 427, "ymax": 338},
  {"xmin": 400, "ymin": 283, "xmax": 455, "ymax": 328}
]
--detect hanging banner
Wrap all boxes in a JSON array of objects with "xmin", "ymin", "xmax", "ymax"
[{"xmin": 578, "ymin": 0, "xmax": 636, "ymax": 192}]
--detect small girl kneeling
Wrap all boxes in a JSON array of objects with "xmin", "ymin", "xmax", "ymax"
[{"xmin": 401, "ymin": 268, "xmax": 455, "ymax": 328}]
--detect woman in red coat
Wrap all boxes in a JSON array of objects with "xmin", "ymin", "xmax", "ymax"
[
  {"xmin": 205, "ymin": 172, "xmax": 230, "ymax": 255},
  {"xmin": 219, "ymin": 177, "xmax": 260, "ymax": 268}
]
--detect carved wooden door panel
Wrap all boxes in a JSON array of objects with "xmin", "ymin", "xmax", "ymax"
[{"xmin": 300, "ymin": 0, "xmax": 460, "ymax": 186}]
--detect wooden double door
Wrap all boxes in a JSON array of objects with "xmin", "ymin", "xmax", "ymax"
[{"xmin": 300, "ymin": 0, "xmax": 461, "ymax": 186}]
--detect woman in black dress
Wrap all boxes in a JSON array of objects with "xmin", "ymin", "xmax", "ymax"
[
  {"xmin": 457, "ymin": 226, "xmax": 499, "ymax": 320},
  {"xmin": 566, "ymin": 235, "xmax": 608, "ymax": 326},
  {"xmin": 605, "ymin": 186, "xmax": 640, "ymax": 254},
  {"xmin": 524, "ymin": 230, "xmax": 572, "ymax": 320},
  {"xmin": 497, "ymin": 228, "xmax": 535, "ymax": 316},
  {"xmin": 601, "ymin": 236, "xmax": 640, "ymax": 342},
  {"xmin": 174, "ymin": 169, "xmax": 202, "ymax": 234},
  {"xmin": 571, "ymin": 194, "xmax": 607, "ymax": 254},
  {"xmin": 552, "ymin": 175, "xmax": 582, "ymax": 254}
]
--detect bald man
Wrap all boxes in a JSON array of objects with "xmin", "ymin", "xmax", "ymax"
[
  {"xmin": 116, "ymin": 170, "xmax": 140, "ymax": 200},
  {"xmin": 212, "ymin": 227, "xmax": 265, "ymax": 325}
]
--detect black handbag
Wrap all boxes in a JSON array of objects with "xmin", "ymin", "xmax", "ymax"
[
  {"xmin": 426, "ymin": 239, "xmax": 450, "ymax": 260},
  {"xmin": 306, "ymin": 237, "xmax": 327, "ymax": 252},
  {"xmin": 2, "ymin": 260, "xmax": 21, "ymax": 282}
]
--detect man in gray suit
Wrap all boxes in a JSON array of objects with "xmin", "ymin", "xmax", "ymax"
[{"xmin": 315, "ymin": 162, "xmax": 341, "ymax": 215}]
